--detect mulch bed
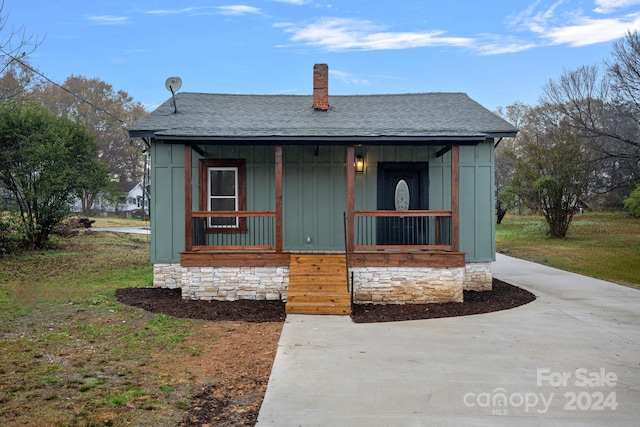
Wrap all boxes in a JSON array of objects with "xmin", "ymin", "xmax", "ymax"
[
  {"xmin": 351, "ymin": 278, "xmax": 536, "ymax": 322},
  {"xmin": 115, "ymin": 278, "xmax": 535, "ymax": 324},
  {"xmin": 115, "ymin": 287, "xmax": 286, "ymax": 322}
]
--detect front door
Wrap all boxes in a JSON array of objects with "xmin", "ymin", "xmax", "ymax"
[{"xmin": 377, "ymin": 162, "xmax": 429, "ymax": 245}]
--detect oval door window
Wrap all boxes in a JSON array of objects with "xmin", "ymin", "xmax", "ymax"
[{"xmin": 394, "ymin": 179, "xmax": 410, "ymax": 210}]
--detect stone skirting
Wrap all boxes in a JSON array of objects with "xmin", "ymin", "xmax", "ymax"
[
  {"xmin": 351, "ymin": 266, "xmax": 464, "ymax": 304},
  {"xmin": 153, "ymin": 261, "xmax": 491, "ymax": 303},
  {"xmin": 153, "ymin": 263, "xmax": 289, "ymax": 301},
  {"xmin": 463, "ymin": 262, "xmax": 492, "ymax": 291},
  {"xmin": 153, "ymin": 263, "xmax": 185, "ymax": 289}
]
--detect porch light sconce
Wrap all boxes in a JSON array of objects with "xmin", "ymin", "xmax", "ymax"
[{"xmin": 355, "ymin": 155, "xmax": 365, "ymax": 173}]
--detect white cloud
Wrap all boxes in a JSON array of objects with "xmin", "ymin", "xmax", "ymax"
[
  {"xmin": 543, "ymin": 13, "xmax": 640, "ymax": 45},
  {"xmin": 330, "ymin": 70, "xmax": 371, "ymax": 86},
  {"xmin": 145, "ymin": 6, "xmax": 261, "ymax": 16},
  {"xmin": 508, "ymin": 0, "xmax": 565, "ymax": 34},
  {"xmin": 217, "ymin": 5, "xmax": 261, "ymax": 16},
  {"xmin": 88, "ymin": 15, "xmax": 129, "ymax": 25},
  {"xmin": 274, "ymin": 0, "xmax": 311, "ymax": 4},
  {"xmin": 282, "ymin": 17, "xmax": 473, "ymax": 51},
  {"xmin": 508, "ymin": 1, "xmax": 640, "ymax": 47},
  {"xmin": 593, "ymin": 0, "xmax": 640, "ymax": 14},
  {"xmin": 145, "ymin": 7, "xmax": 208, "ymax": 15},
  {"xmin": 474, "ymin": 39, "xmax": 538, "ymax": 55}
]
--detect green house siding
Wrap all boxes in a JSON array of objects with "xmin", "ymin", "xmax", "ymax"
[
  {"xmin": 459, "ymin": 142, "xmax": 496, "ymax": 262},
  {"xmin": 283, "ymin": 146, "xmax": 347, "ymax": 251},
  {"xmin": 150, "ymin": 142, "xmax": 185, "ymax": 264},
  {"xmin": 149, "ymin": 140, "xmax": 495, "ymax": 263},
  {"xmin": 351, "ymin": 142, "xmax": 494, "ymax": 262}
]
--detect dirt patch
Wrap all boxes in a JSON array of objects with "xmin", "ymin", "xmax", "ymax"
[
  {"xmin": 115, "ymin": 288, "xmax": 285, "ymax": 426},
  {"xmin": 115, "ymin": 278, "xmax": 534, "ymax": 426},
  {"xmin": 147, "ymin": 320, "xmax": 282, "ymax": 427}
]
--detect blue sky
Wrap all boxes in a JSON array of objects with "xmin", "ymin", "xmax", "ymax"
[{"xmin": 7, "ymin": 0, "xmax": 640, "ymax": 112}]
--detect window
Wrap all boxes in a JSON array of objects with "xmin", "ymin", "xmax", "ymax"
[{"xmin": 199, "ymin": 159, "xmax": 246, "ymax": 232}]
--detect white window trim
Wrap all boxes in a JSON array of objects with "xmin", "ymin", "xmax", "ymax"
[{"xmin": 207, "ymin": 166, "xmax": 239, "ymax": 228}]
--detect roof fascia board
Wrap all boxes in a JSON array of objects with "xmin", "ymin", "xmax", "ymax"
[{"xmin": 150, "ymin": 135, "xmax": 490, "ymax": 145}]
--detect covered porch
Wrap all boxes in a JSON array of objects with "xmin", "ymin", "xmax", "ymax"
[
  {"xmin": 177, "ymin": 142, "xmax": 469, "ymax": 309},
  {"xmin": 181, "ymin": 143, "xmax": 465, "ymax": 269}
]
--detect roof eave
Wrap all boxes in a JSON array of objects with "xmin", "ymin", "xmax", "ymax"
[{"xmin": 145, "ymin": 134, "xmax": 495, "ymax": 145}]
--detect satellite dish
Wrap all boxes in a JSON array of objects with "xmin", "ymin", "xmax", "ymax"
[
  {"xmin": 165, "ymin": 77, "xmax": 182, "ymax": 93},
  {"xmin": 165, "ymin": 77, "xmax": 182, "ymax": 114}
]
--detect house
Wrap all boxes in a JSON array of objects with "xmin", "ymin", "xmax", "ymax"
[
  {"xmin": 72, "ymin": 181, "xmax": 149, "ymax": 217},
  {"xmin": 128, "ymin": 64, "xmax": 517, "ymax": 314}
]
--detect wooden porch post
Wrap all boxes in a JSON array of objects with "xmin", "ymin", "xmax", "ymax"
[
  {"xmin": 451, "ymin": 144, "xmax": 460, "ymax": 252},
  {"xmin": 184, "ymin": 144, "xmax": 193, "ymax": 252},
  {"xmin": 275, "ymin": 145, "xmax": 283, "ymax": 252},
  {"xmin": 347, "ymin": 145, "xmax": 355, "ymax": 253}
]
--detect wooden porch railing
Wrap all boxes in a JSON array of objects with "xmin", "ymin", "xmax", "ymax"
[
  {"xmin": 353, "ymin": 210, "xmax": 453, "ymax": 252},
  {"xmin": 186, "ymin": 209, "xmax": 453, "ymax": 253},
  {"xmin": 190, "ymin": 210, "xmax": 276, "ymax": 251}
]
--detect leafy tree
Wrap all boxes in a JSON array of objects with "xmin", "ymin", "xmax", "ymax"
[
  {"xmin": 0, "ymin": 101, "xmax": 107, "ymax": 249},
  {"xmin": 512, "ymin": 110, "xmax": 590, "ymax": 238},
  {"xmin": 624, "ymin": 184, "xmax": 640, "ymax": 217},
  {"xmin": 29, "ymin": 76, "xmax": 147, "ymax": 181}
]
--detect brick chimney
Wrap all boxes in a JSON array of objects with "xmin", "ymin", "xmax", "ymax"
[{"xmin": 313, "ymin": 63, "xmax": 329, "ymax": 111}]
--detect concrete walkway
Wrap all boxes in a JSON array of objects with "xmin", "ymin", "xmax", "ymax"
[
  {"xmin": 257, "ymin": 254, "xmax": 640, "ymax": 426},
  {"xmin": 90, "ymin": 226, "xmax": 150, "ymax": 235}
]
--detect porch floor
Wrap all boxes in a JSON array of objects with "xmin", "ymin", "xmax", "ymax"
[{"xmin": 286, "ymin": 255, "xmax": 351, "ymax": 315}]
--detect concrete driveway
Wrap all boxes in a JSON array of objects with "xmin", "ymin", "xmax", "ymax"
[
  {"xmin": 257, "ymin": 254, "xmax": 640, "ymax": 426},
  {"xmin": 90, "ymin": 226, "xmax": 150, "ymax": 235}
]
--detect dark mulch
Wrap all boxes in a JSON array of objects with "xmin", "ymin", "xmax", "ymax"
[
  {"xmin": 351, "ymin": 278, "xmax": 536, "ymax": 323},
  {"xmin": 115, "ymin": 287, "xmax": 286, "ymax": 322},
  {"xmin": 115, "ymin": 278, "xmax": 535, "ymax": 324}
]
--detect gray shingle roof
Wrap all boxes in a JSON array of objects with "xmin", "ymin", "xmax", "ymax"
[{"xmin": 129, "ymin": 92, "xmax": 517, "ymax": 143}]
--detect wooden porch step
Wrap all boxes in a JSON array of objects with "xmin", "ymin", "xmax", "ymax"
[{"xmin": 286, "ymin": 255, "xmax": 351, "ymax": 315}]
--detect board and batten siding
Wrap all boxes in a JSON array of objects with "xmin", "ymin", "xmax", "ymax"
[
  {"xmin": 150, "ymin": 143, "xmax": 276, "ymax": 263},
  {"xmin": 353, "ymin": 141, "xmax": 495, "ymax": 262},
  {"xmin": 283, "ymin": 146, "xmax": 347, "ymax": 251},
  {"xmin": 149, "ymin": 140, "xmax": 495, "ymax": 263}
]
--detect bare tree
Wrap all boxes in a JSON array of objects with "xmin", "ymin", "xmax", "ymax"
[
  {"xmin": 608, "ymin": 31, "xmax": 640, "ymax": 125},
  {"xmin": 541, "ymin": 63, "xmax": 639, "ymax": 206},
  {"xmin": 494, "ymin": 102, "xmax": 530, "ymax": 222},
  {"xmin": 0, "ymin": 0, "xmax": 42, "ymax": 100}
]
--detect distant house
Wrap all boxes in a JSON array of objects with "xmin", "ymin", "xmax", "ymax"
[
  {"xmin": 72, "ymin": 181, "xmax": 149, "ymax": 217},
  {"xmin": 129, "ymin": 64, "xmax": 517, "ymax": 314}
]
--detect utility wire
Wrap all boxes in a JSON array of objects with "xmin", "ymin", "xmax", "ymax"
[
  {"xmin": 0, "ymin": 48, "xmax": 150, "ymax": 150},
  {"xmin": 0, "ymin": 48, "xmax": 127, "ymax": 125}
]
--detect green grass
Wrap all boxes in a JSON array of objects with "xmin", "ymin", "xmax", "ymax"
[
  {"xmin": 88, "ymin": 216, "xmax": 150, "ymax": 228},
  {"xmin": 0, "ymin": 232, "xmax": 207, "ymax": 426},
  {"xmin": 496, "ymin": 212, "xmax": 640, "ymax": 289}
]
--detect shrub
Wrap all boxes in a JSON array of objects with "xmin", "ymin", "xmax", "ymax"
[
  {"xmin": 624, "ymin": 185, "xmax": 640, "ymax": 218},
  {"xmin": 0, "ymin": 211, "xmax": 23, "ymax": 254}
]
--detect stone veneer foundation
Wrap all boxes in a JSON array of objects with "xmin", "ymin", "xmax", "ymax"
[
  {"xmin": 351, "ymin": 266, "xmax": 464, "ymax": 304},
  {"xmin": 463, "ymin": 262, "xmax": 493, "ymax": 291},
  {"xmin": 153, "ymin": 261, "xmax": 492, "ymax": 303},
  {"xmin": 153, "ymin": 264, "xmax": 289, "ymax": 301}
]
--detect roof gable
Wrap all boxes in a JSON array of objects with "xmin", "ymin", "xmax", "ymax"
[
  {"xmin": 129, "ymin": 92, "xmax": 517, "ymax": 142},
  {"xmin": 116, "ymin": 181, "xmax": 140, "ymax": 194}
]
